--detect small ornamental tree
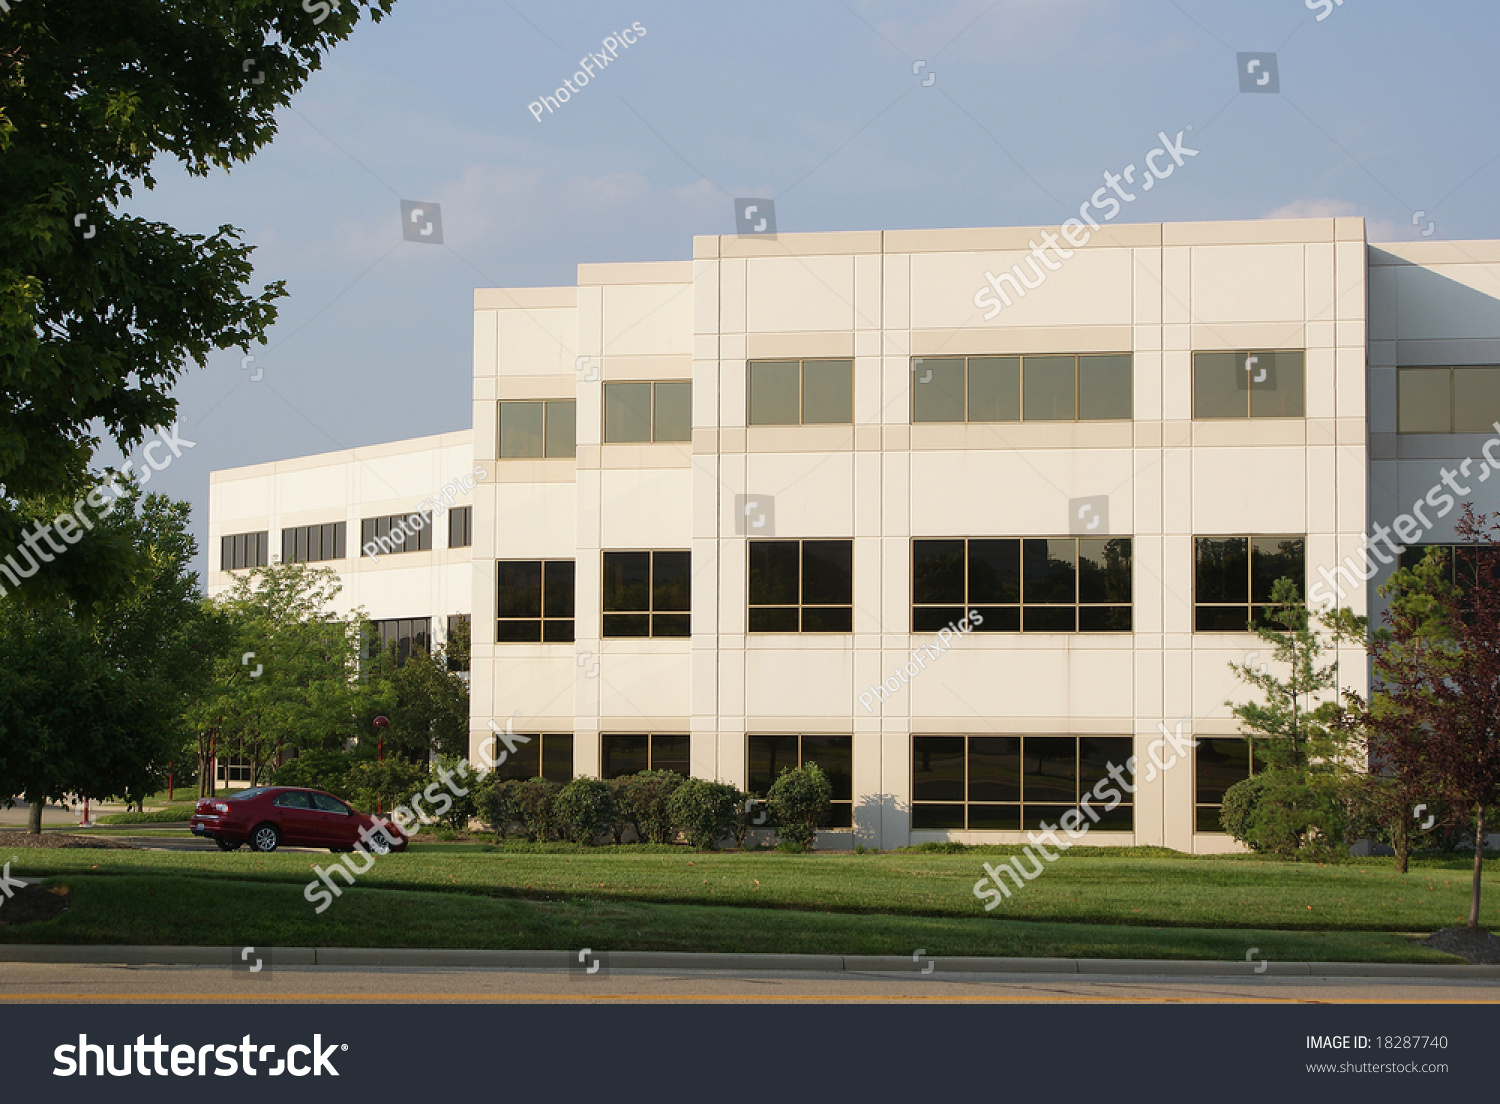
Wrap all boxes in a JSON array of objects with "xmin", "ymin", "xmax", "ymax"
[
  {"xmin": 668, "ymin": 779, "xmax": 745, "ymax": 850},
  {"xmin": 766, "ymin": 763, "xmax": 833, "ymax": 849},
  {"xmin": 1220, "ymin": 577, "xmax": 1366, "ymax": 858},
  {"xmin": 554, "ymin": 777, "xmax": 616, "ymax": 845},
  {"xmin": 1371, "ymin": 507, "xmax": 1500, "ymax": 929}
]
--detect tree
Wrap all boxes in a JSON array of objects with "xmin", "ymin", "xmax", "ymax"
[
  {"xmin": 1220, "ymin": 578, "xmax": 1366, "ymax": 858},
  {"xmin": 0, "ymin": 1, "xmax": 393, "ymax": 604},
  {"xmin": 1370, "ymin": 508, "xmax": 1500, "ymax": 929},
  {"xmin": 361, "ymin": 635, "xmax": 470, "ymax": 763},
  {"xmin": 188, "ymin": 560, "xmax": 366, "ymax": 788},
  {"xmin": 0, "ymin": 491, "xmax": 214, "ymax": 830}
]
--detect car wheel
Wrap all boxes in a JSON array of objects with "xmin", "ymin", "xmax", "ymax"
[
  {"xmin": 214, "ymin": 837, "xmax": 241, "ymax": 852},
  {"xmin": 250, "ymin": 824, "xmax": 280, "ymax": 853},
  {"xmin": 365, "ymin": 831, "xmax": 393, "ymax": 856}
]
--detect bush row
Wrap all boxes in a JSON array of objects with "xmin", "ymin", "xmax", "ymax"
[{"xmin": 480, "ymin": 764, "xmax": 834, "ymax": 850}]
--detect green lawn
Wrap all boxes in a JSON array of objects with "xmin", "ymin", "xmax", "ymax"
[
  {"xmin": 6, "ymin": 843, "xmax": 1494, "ymax": 934},
  {"xmin": 1, "ymin": 874, "xmax": 1459, "ymax": 963}
]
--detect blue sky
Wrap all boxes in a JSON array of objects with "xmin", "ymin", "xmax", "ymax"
[{"xmin": 115, "ymin": 0, "xmax": 1500, "ymax": 579}]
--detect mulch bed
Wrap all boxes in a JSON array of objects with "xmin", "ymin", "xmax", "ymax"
[
  {"xmin": 1423, "ymin": 926, "xmax": 1500, "ymax": 964},
  {"xmin": 0, "ymin": 883, "xmax": 70, "ymax": 926},
  {"xmin": 0, "ymin": 830, "xmax": 136, "ymax": 850}
]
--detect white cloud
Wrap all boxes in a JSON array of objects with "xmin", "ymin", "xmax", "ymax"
[{"xmin": 1263, "ymin": 198, "xmax": 1401, "ymax": 241}]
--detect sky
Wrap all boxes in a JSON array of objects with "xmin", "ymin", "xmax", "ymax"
[{"xmin": 112, "ymin": 0, "xmax": 1500, "ymax": 581}]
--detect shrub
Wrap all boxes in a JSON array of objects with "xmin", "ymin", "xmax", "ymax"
[
  {"xmin": 99, "ymin": 804, "xmax": 198, "ymax": 824},
  {"xmin": 430, "ymin": 754, "xmax": 484, "ymax": 831},
  {"xmin": 510, "ymin": 777, "xmax": 561, "ymax": 841},
  {"xmin": 478, "ymin": 779, "xmax": 518, "ymax": 837},
  {"xmin": 766, "ymin": 763, "xmax": 832, "ymax": 849},
  {"xmin": 1221, "ymin": 770, "xmax": 1349, "ymax": 859},
  {"xmin": 731, "ymin": 793, "xmax": 765, "ymax": 849},
  {"xmin": 554, "ymin": 777, "xmax": 617, "ymax": 845},
  {"xmin": 668, "ymin": 779, "xmax": 745, "ymax": 850},
  {"xmin": 616, "ymin": 770, "xmax": 684, "ymax": 843},
  {"xmin": 344, "ymin": 757, "xmax": 430, "ymax": 818}
]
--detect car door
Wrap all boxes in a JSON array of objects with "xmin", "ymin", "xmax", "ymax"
[
  {"xmin": 271, "ymin": 790, "xmax": 323, "ymax": 846},
  {"xmin": 310, "ymin": 791, "xmax": 360, "ymax": 847}
]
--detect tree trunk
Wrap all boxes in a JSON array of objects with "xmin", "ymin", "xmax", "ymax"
[
  {"xmin": 1394, "ymin": 812, "xmax": 1410, "ymax": 875},
  {"xmin": 1470, "ymin": 805, "xmax": 1486, "ymax": 930},
  {"xmin": 26, "ymin": 797, "xmax": 41, "ymax": 835}
]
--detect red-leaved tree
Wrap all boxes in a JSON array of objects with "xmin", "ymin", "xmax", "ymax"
[{"xmin": 1370, "ymin": 506, "xmax": 1500, "ymax": 929}]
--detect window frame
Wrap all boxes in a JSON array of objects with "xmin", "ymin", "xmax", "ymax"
[
  {"xmin": 911, "ymin": 536, "xmax": 1133, "ymax": 634},
  {"xmin": 599, "ymin": 733, "xmax": 691, "ymax": 778},
  {"xmin": 745, "ymin": 734, "xmax": 853, "ymax": 829},
  {"xmin": 601, "ymin": 549, "xmax": 691, "ymax": 637},
  {"xmin": 495, "ymin": 559, "xmax": 575, "ymax": 643},
  {"xmin": 910, "ymin": 734, "xmax": 1135, "ymax": 832},
  {"xmin": 910, "ymin": 354, "xmax": 1133, "ymax": 424},
  {"xmin": 1191, "ymin": 350, "xmax": 1307, "ymax": 420},
  {"xmin": 448, "ymin": 505, "xmax": 473, "ymax": 549},
  {"xmin": 221, "ymin": 530, "xmax": 269, "ymax": 572},
  {"xmin": 602, "ymin": 380, "xmax": 693, "ymax": 443},
  {"xmin": 492, "ymin": 733, "xmax": 575, "ymax": 783},
  {"xmin": 497, "ymin": 399, "xmax": 577, "ymax": 459},
  {"xmin": 1193, "ymin": 736, "xmax": 1254, "ymax": 834},
  {"xmin": 747, "ymin": 358, "xmax": 854, "ymax": 427},
  {"xmin": 280, "ymin": 522, "xmax": 347, "ymax": 564},
  {"xmin": 747, "ymin": 538, "xmax": 854, "ymax": 634},
  {"xmin": 1192, "ymin": 535, "xmax": 1307, "ymax": 632},
  {"xmin": 1396, "ymin": 366, "xmax": 1500, "ymax": 434},
  {"xmin": 360, "ymin": 512, "xmax": 434, "ymax": 556}
]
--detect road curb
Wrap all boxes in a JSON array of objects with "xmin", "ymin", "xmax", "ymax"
[{"xmin": 0, "ymin": 945, "xmax": 1496, "ymax": 978}]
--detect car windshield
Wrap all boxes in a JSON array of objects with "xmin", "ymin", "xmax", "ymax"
[{"xmin": 227, "ymin": 787, "xmax": 271, "ymax": 801}]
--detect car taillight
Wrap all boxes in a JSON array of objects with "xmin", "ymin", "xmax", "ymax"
[{"xmin": 214, "ymin": 802, "xmax": 229, "ymax": 814}]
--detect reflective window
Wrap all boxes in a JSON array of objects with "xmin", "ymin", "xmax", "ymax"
[
  {"xmin": 221, "ymin": 531, "xmax": 268, "ymax": 571},
  {"xmin": 601, "ymin": 734, "xmax": 690, "ymax": 778},
  {"xmin": 448, "ymin": 506, "xmax": 473, "ymax": 549},
  {"xmin": 746, "ymin": 734, "xmax": 852, "ymax": 828},
  {"xmin": 1193, "ymin": 351, "xmax": 1305, "ymax": 419},
  {"xmin": 360, "ymin": 512, "xmax": 433, "ymax": 556},
  {"xmin": 748, "ymin": 359, "xmax": 853, "ymax": 426},
  {"xmin": 748, "ymin": 540, "xmax": 853, "ymax": 632},
  {"xmin": 496, "ymin": 560, "xmax": 574, "ymax": 642},
  {"xmin": 499, "ymin": 400, "xmax": 576, "ymax": 458},
  {"xmin": 493, "ymin": 733, "xmax": 574, "ymax": 783},
  {"xmin": 602, "ymin": 550, "xmax": 691, "ymax": 637},
  {"xmin": 912, "ymin": 537, "xmax": 1131, "ymax": 633},
  {"xmin": 1194, "ymin": 738, "xmax": 1252, "ymax": 833},
  {"xmin": 912, "ymin": 735, "xmax": 1134, "ymax": 831},
  {"xmin": 1194, "ymin": 536, "xmax": 1305, "ymax": 631},
  {"xmin": 281, "ymin": 522, "xmax": 346, "ymax": 564},
  {"xmin": 602, "ymin": 381, "xmax": 692, "ymax": 443},
  {"xmin": 1398, "ymin": 366, "xmax": 1500, "ymax": 433},
  {"xmin": 367, "ymin": 617, "xmax": 432, "ymax": 665},
  {"xmin": 911, "ymin": 354, "xmax": 1129, "ymax": 423}
]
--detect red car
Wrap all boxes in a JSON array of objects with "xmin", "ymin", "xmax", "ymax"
[{"xmin": 189, "ymin": 786, "xmax": 407, "ymax": 854}]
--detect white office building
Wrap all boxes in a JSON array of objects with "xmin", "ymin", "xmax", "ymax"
[{"xmin": 207, "ymin": 217, "xmax": 1500, "ymax": 849}]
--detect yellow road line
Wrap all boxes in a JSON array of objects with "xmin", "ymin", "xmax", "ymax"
[{"xmin": 1, "ymin": 994, "xmax": 1498, "ymax": 1004}]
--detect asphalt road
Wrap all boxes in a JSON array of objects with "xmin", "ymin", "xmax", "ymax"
[{"xmin": 1, "ymin": 964, "xmax": 1497, "ymax": 1003}]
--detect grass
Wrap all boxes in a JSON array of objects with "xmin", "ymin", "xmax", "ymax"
[
  {"xmin": 6, "ymin": 844, "xmax": 1495, "ymax": 934},
  {"xmin": 0, "ymin": 874, "xmax": 1461, "ymax": 963}
]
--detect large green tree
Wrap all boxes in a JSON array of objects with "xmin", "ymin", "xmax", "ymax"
[
  {"xmin": 0, "ymin": 491, "xmax": 216, "ymax": 830},
  {"xmin": 0, "ymin": 0, "xmax": 394, "ymax": 604}
]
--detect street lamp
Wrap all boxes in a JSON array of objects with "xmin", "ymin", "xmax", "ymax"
[{"xmin": 372, "ymin": 716, "xmax": 389, "ymax": 813}]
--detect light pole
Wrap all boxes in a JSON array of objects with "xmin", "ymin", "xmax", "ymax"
[{"xmin": 372, "ymin": 716, "xmax": 389, "ymax": 813}]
